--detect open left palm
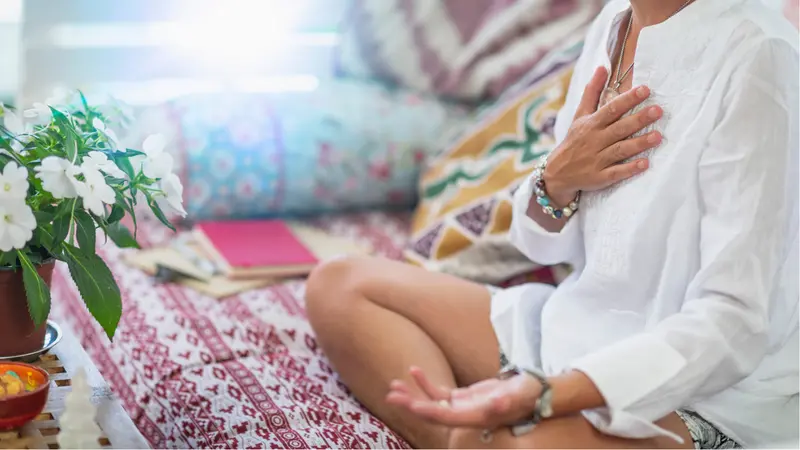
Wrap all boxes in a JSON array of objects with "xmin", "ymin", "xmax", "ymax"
[{"xmin": 385, "ymin": 367, "xmax": 542, "ymax": 429}]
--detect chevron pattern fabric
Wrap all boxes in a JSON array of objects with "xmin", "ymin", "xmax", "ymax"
[
  {"xmin": 337, "ymin": 0, "xmax": 602, "ymax": 102},
  {"xmin": 404, "ymin": 47, "xmax": 578, "ymax": 283}
]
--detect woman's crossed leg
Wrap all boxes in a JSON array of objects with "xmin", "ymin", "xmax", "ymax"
[
  {"xmin": 305, "ymin": 255, "xmax": 500, "ymax": 448},
  {"xmin": 305, "ymin": 256, "xmax": 691, "ymax": 449}
]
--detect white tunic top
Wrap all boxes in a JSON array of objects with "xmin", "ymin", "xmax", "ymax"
[{"xmin": 490, "ymin": 0, "xmax": 799, "ymax": 447}]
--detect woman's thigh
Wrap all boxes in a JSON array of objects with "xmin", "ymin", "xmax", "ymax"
[{"xmin": 305, "ymin": 256, "xmax": 501, "ymax": 386}]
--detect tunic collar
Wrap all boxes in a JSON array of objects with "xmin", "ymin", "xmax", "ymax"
[{"xmin": 601, "ymin": 0, "xmax": 747, "ymax": 77}]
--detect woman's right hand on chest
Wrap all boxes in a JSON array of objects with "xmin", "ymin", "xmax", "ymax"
[{"xmin": 543, "ymin": 66, "xmax": 664, "ymax": 206}]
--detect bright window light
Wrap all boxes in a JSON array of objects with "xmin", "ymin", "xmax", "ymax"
[
  {"xmin": 48, "ymin": 23, "xmax": 338, "ymax": 50},
  {"xmin": 0, "ymin": 0, "xmax": 22, "ymax": 23},
  {"xmin": 44, "ymin": 0, "xmax": 339, "ymax": 71},
  {"xmin": 88, "ymin": 75, "xmax": 320, "ymax": 105}
]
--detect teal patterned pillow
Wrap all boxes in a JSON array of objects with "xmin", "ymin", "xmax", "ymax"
[{"xmin": 156, "ymin": 79, "xmax": 471, "ymax": 220}]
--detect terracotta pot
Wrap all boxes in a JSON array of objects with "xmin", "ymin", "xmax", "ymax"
[{"xmin": 0, "ymin": 260, "xmax": 55, "ymax": 357}]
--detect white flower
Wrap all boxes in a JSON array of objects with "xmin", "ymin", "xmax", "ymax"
[
  {"xmin": 34, "ymin": 156, "xmax": 81, "ymax": 199},
  {"xmin": 23, "ymin": 102, "xmax": 53, "ymax": 126},
  {"xmin": 3, "ymin": 109, "xmax": 24, "ymax": 135},
  {"xmin": 2, "ymin": 110, "xmax": 35, "ymax": 153},
  {"xmin": 153, "ymin": 173, "xmax": 186, "ymax": 217},
  {"xmin": 92, "ymin": 118, "xmax": 121, "ymax": 151},
  {"xmin": 45, "ymin": 87, "xmax": 74, "ymax": 107},
  {"xmin": 0, "ymin": 162, "xmax": 29, "ymax": 201},
  {"xmin": 76, "ymin": 166, "xmax": 115, "ymax": 217},
  {"xmin": 22, "ymin": 88, "xmax": 74, "ymax": 126},
  {"xmin": 134, "ymin": 134, "xmax": 174, "ymax": 179},
  {"xmin": 0, "ymin": 200, "xmax": 36, "ymax": 252},
  {"xmin": 82, "ymin": 151, "xmax": 125, "ymax": 179}
]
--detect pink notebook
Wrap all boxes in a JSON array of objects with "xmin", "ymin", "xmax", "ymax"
[{"xmin": 194, "ymin": 220, "xmax": 319, "ymax": 279}]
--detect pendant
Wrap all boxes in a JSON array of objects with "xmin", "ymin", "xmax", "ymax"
[{"xmin": 599, "ymin": 86, "xmax": 620, "ymax": 109}]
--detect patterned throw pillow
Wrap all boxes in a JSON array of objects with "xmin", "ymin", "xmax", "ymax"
[
  {"xmin": 404, "ymin": 42, "xmax": 580, "ymax": 283},
  {"xmin": 124, "ymin": 79, "xmax": 471, "ymax": 220},
  {"xmin": 336, "ymin": 0, "xmax": 601, "ymax": 102}
]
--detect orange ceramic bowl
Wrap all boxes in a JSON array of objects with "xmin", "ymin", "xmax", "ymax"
[{"xmin": 0, "ymin": 362, "xmax": 50, "ymax": 430}]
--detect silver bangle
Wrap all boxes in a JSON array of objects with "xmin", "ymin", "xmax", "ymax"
[{"xmin": 496, "ymin": 364, "xmax": 553, "ymax": 437}]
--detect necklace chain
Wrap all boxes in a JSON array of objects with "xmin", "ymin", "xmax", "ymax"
[{"xmin": 612, "ymin": 0, "xmax": 695, "ymax": 89}]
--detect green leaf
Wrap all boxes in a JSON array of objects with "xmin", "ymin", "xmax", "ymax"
[
  {"xmin": 54, "ymin": 199, "xmax": 75, "ymax": 218},
  {"xmin": 35, "ymin": 228, "xmax": 55, "ymax": 256},
  {"xmin": 34, "ymin": 211, "xmax": 55, "ymax": 226},
  {"xmin": 147, "ymin": 198, "xmax": 176, "ymax": 232},
  {"xmin": 105, "ymin": 222, "xmax": 139, "ymax": 249},
  {"xmin": 65, "ymin": 131, "xmax": 78, "ymax": 162},
  {"xmin": 0, "ymin": 251, "xmax": 18, "ymax": 267},
  {"xmin": 50, "ymin": 107, "xmax": 69, "ymax": 125},
  {"xmin": 52, "ymin": 211, "xmax": 72, "ymax": 245},
  {"xmin": 112, "ymin": 190, "xmax": 138, "ymax": 238},
  {"xmin": 73, "ymin": 210, "xmax": 96, "ymax": 253},
  {"xmin": 17, "ymin": 251, "xmax": 51, "ymax": 327},
  {"xmin": 79, "ymin": 90, "xmax": 90, "ymax": 113},
  {"xmin": 111, "ymin": 153, "xmax": 136, "ymax": 179},
  {"xmin": 27, "ymin": 252, "xmax": 43, "ymax": 265},
  {"xmin": 107, "ymin": 205, "xmax": 125, "ymax": 223},
  {"xmin": 62, "ymin": 244, "xmax": 121, "ymax": 340}
]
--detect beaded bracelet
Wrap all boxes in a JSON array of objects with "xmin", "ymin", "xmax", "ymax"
[{"xmin": 532, "ymin": 156, "xmax": 580, "ymax": 220}]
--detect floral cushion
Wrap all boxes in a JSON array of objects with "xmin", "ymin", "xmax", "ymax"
[
  {"xmin": 404, "ymin": 40, "xmax": 581, "ymax": 284},
  {"xmin": 130, "ymin": 79, "xmax": 471, "ymax": 220}
]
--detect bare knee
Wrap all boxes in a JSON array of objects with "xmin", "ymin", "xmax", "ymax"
[{"xmin": 305, "ymin": 256, "xmax": 372, "ymax": 327}]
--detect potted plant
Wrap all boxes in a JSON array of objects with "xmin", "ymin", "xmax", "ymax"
[{"xmin": 0, "ymin": 91, "xmax": 186, "ymax": 357}]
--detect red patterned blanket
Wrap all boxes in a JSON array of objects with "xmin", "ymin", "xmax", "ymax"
[
  {"xmin": 50, "ymin": 211, "xmax": 554, "ymax": 448},
  {"xmin": 51, "ymin": 213, "xmax": 412, "ymax": 449}
]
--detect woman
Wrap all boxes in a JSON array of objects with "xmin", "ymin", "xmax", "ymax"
[{"xmin": 305, "ymin": 0, "xmax": 799, "ymax": 448}]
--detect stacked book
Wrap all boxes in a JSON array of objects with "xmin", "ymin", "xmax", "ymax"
[{"xmin": 124, "ymin": 220, "xmax": 368, "ymax": 298}]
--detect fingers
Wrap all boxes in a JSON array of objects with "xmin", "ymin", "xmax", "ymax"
[
  {"xmin": 385, "ymin": 390, "xmax": 413, "ymax": 408},
  {"xmin": 604, "ymin": 105, "xmax": 663, "ymax": 143},
  {"xmin": 405, "ymin": 385, "xmax": 518, "ymax": 427},
  {"xmin": 599, "ymin": 159, "xmax": 649, "ymax": 186},
  {"xmin": 387, "ymin": 372, "xmax": 530, "ymax": 428},
  {"xmin": 389, "ymin": 379, "xmax": 412, "ymax": 395},
  {"xmin": 599, "ymin": 131, "xmax": 662, "ymax": 167},
  {"xmin": 574, "ymin": 66, "xmax": 608, "ymax": 119},
  {"xmin": 450, "ymin": 379, "xmax": 500, "ymax": 400},
  {"xmin": 406, "ymin": 399, "xmax": 488, "ymax": 427},
  {"xmin": 409, "ymin": 366, "xmax": 452, "ymax": 401},
  {"xmin": 594, "ymin": 84, "xmax": 651, "ymax": 127}
]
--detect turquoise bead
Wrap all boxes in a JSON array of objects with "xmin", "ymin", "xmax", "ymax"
[{"xmin": 537, "ymin": 196, "xmax": 550, "ymax": 206}]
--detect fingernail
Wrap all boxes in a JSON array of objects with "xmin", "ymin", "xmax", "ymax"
[
  {"xmin": 647, "ymin": 132, "xmax": 661, "ymax": 144},
  {"xmin": 648, "ymin": 107, "xmax": 661, "ymax": 118},
  {"xmin": 636, "ymin": 86, "xmax": 649, "ymax": 98},
  {"xmin": 637, "ymin": 160, "xmax": 648, "ymax": 169}
]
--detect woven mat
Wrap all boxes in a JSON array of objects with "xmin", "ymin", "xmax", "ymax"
[{"xmin": 0, "ymin": 353, "xmax": 112, "ymax": 450}]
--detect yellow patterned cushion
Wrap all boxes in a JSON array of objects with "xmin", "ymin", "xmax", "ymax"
[{"xmin": 405, "ymin": 61, "xmax": 575, "ymax": 283}]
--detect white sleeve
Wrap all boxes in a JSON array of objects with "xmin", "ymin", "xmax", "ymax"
[
  {"xmin": 570, "ymin": 39, "xmax": 799, "ymax": 442},
  {"xmin": 508, "ymin": 174, "xmax": 584, "ymax": 266},
  {"xmin": 506, "ymin": 12, "xmax": 606, "ymax": 268}
]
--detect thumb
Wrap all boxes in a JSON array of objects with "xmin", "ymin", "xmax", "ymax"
[{"xmin": 574, "ymin": 66, "xmax": 608, "ymax": 119}]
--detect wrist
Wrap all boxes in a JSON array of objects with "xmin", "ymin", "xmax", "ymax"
[
  {"xmin": 516, "ymin": 374, "xmax": 543, "ymax": 421},
  {"xmin": 547, "ymin": 370, "xmax": 605, "ymax": 417},
  {"xmin": 542, "ymin": 166, "xmax": 577, "ymax": 208}
]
